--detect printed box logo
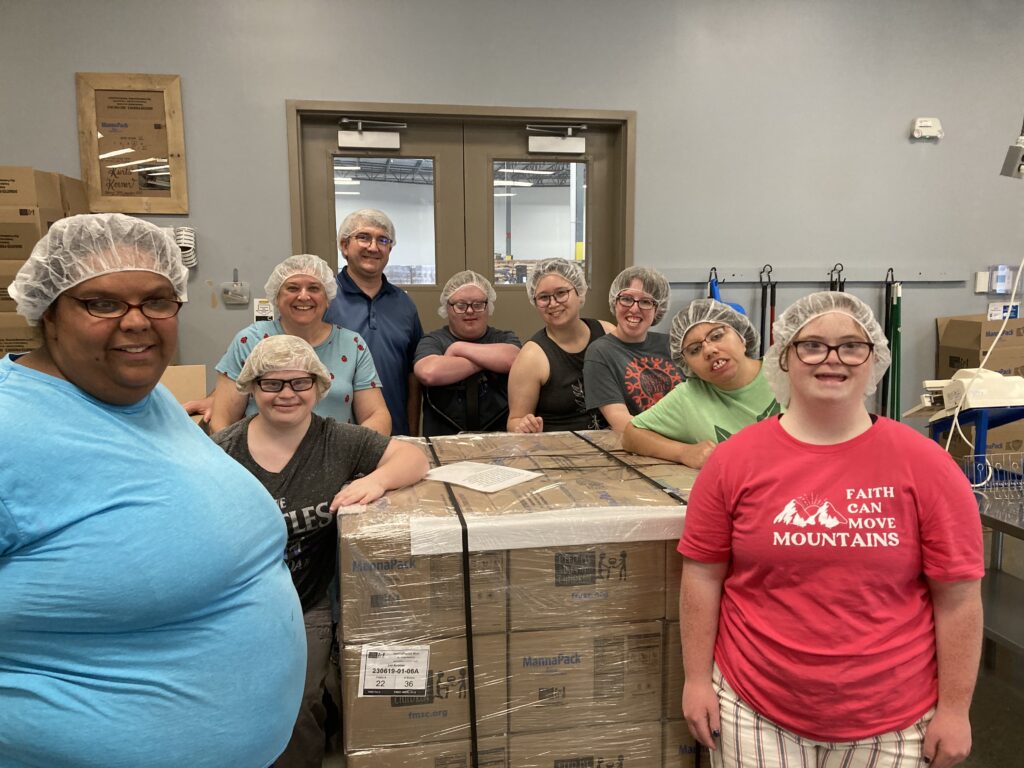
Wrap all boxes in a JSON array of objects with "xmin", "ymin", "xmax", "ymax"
[{"xmin": 555, "ymin": 552, "xmax": 595, "ymax": 586}]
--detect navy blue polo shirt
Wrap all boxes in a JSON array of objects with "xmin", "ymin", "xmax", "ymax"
[{"xmin": 324, "ymin": 268, "xmax": 423, "ymax": 435}]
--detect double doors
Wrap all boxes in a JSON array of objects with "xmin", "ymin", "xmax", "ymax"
[{"xmin": 288, "ymin": 103, "xmax": 634, "ymax": 342}]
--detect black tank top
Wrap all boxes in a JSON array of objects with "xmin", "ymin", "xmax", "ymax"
[{"xmin": 530, "ymin": 317, "xmax": 608, "ymax": 431}]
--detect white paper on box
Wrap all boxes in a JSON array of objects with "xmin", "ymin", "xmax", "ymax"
[
  {"xmin": 425, "ymin": 461, "xmax": 541, "ymax": 492},
  {"xmin": 357, "ymin": 645, "xmax": 430, "ymax": 697},
  {"xmin": 409, "ymin": 504, "xmax": 686, "ymax": 555}
]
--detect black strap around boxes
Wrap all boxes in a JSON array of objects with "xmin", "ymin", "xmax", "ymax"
[
  {"xmin": 573, "ymin": 431, "xmax": 700, "ymax": 768},
  {"xmin": 573, "ymin": 431, "xmax": 688, "ymax": 505},
  {"xmin": 425, "ymin": 438, "xmax": 481, "ymax": 768}
]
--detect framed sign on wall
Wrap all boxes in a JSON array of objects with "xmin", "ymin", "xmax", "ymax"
[{"xmin": 75, "ymin": 72, "xmax": 189, "ymax": 214}]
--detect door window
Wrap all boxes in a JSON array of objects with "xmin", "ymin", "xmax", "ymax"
[
  {"xmin": 333, "ymin": 155, "xmax": 436, "ymax": 285},
  {"xmin": 492, "ymin": 160, "xmax": 587, "ymax": 286}
]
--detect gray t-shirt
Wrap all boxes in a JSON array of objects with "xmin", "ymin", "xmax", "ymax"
[
  {"xmin": 583, "ymin": 331, "xmax": 683, "ymax": 415},
  {"xmin": 213, "ymin": 414, "xmax": 389, "ymax": 610}
]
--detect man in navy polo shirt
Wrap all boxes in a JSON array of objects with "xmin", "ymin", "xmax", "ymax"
[{"xmin": 324, "ymin": 209, "xmax": 424, "ymax": 435}]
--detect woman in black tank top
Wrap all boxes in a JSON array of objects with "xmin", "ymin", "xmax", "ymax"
[{"xmin": 506, "ymin": 259, "xmax": 614, "ymax": 432}]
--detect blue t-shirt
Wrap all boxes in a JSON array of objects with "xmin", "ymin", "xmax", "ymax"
[
  {"xmin": 324, "ymin": 268, "xmax": 423, "ymax": 435},
  {"xmin": 216, "ymin": 319, "xmax": 381, "ymax": 425},
  {"xmin": 0, "ymin": 356, "xmax": 305, "ymax": 768}
]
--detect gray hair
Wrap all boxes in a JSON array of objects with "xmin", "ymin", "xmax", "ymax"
[{"xmin": 338, "ymin": 208, "xmax": 396, "ymax": 245}]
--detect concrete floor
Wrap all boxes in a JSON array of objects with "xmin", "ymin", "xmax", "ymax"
[{"xmin": 962, "ymin": 653, "xmax": 1024, "ymax": 768}]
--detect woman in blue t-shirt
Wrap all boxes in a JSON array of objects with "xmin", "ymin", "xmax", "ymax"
[{"xmin": 1, "ymin": 213, "xmax": 307, "ymax": 768}]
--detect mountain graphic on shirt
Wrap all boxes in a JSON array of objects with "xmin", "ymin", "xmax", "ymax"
[{"xmin": 773, "ymin": 497, "xmax": 847, "ymax": 529}]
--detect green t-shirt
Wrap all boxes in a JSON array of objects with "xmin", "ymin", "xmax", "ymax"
[{"xmin": 629, "ymin": 366, "xmax": 780, "ymax": 444}]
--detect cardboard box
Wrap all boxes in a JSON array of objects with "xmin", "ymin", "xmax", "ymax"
[
  {"xmin": 0, "ymin": 311, "xmax": 41, "ymax": 354},
  {"xmin": 342, "ymin": 633, "xmax": 507, "ymax": 750},
  {"xmin": 508, "ymin": 721, "xmax": 662, "ymax": 768},
  {"xmin": 158, "ymin": 364, "xmax": 206, "ymax": 405},
  {"xmin": 0, "ymin": 168, "xmax": 63, "ymax": 258},
  {"xmin": 936, "ymin": 314, "xmax": 1024, "ymax": 453},
  {"xmin": 429, "ymin": 431, "xmax": 598, "ymax": 464},
  {"xmin": 0, "ymin": 260, "xmax": 24, "ymax": 311},
  {"xmin": 936, "ymin": 314, "xmax": 1024, "ymax": 379},
  {"xmin": 665, "ymin": 542, "xmax": 682, "ymax": 620},
  {"xmin": 0, "ymin": 167, "xmax": 62, "ymax": 209},
  {"xmin": 664, "ymin": 621, "xmax": 683, "ymax": 721},
  {"xmin": 340, "ymin": 492, "xmax": 508, "ymax": 643},
  {"xmin": 508, "ymin": 541, "xmax": 665, "ymax": 630},
  {"xmin": 345, "ymin": 736, "xmax": 507, "ymax": 768},
  {"xmin": 0, "ymin": 206, "xmax": 47, "ymax": 261},
  {"xmin": 59, "ymin": 174, "xmax": 89, "ymax": 216},
  {"xmin": 507, "ymin": 622, "xmax": 663, "ymax": 734},
  {"xmin": 662, "ymin": 719, "xmax": 706, "ymax": 768}
]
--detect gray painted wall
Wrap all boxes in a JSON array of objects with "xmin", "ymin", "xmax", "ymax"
[{"xmin": 3, "ymin": 0, "xmax": 1024, "ymax": 422}]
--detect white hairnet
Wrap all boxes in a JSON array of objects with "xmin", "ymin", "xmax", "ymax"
[
  {"xmin": 235, "ymin": 334, "xmax": 332, "ymax": 400},
  {"xmin": 264, "ymin": 254, "xmax": 337, "ymax": 304},
  {"xmin": 10, "ymin": 213, "xmax": 188, "ymax": 326},
  {"xmin": 608, "ymin": 266, "xmax": 671, "ymax": 325},
  {"xmin": 438, "ymin": 270, "xmax": 496, "ymax": 318},
  {"xmin": 338, "ymin": 208, "xmax": 396, "ymax": 243},
  {"xmin": 526, "ymin": 258, "xmax": 587, "ymax": 305},
  {"xmin": 762, "ymin": 291, "xmax": 891, "ymax": 406},
  {"xmin": 669, "ymin": 298, "xmax": 759, "ymax": 375}
]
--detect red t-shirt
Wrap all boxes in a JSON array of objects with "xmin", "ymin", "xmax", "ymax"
[{"xmin": 679, "ymin": 416, "xmax": 984, "ymax": 741}]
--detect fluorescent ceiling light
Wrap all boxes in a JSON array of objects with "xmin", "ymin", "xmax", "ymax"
[
  {"xmin": 494, "ymin": 193, "xmax": 517, "ymax": 197},
  {"xmin": 335, "ymin": 191, "xmax": 361, "ymax": 195},
  {"xmin": 147, "ymin": 172, "xmax": 171, "ymax": 176},
  {"xmin": 496, "ymin": 168, "xmax": 555, "ymax": 175},
  {"xmin": 106, "ymin": 157, "xmax": 167, "ymax": 169},
  {"xmin": 493, "ymin": 180, "xmax": 533, "ymax": 187},
  {"xmin": 134, "ymin": 165, "xmax": 171, "ymax": 173},
  {"xmin": 98, "ymin": 147, "xmax": 135, "ymax": 160},
  {"xmin": 335, "ymin": 165, "xmax": 362, "ymax": 171},
  {"xmin": 334, "ymin": 178, "xmax": 361, "ymax": 185}
]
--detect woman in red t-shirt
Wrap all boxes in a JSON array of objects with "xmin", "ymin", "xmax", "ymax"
[{"xmin": 679, "ymin": 291, "xmax": 984, "ymax": 768}]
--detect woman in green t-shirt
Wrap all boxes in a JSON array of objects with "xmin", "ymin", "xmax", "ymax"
[{"xmin": 621, "ymin": 299, "xmax": 780, "ymax": 468}]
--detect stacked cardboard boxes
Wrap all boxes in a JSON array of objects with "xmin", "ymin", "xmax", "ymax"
[
  {"xmin": 0, "ymin": 166, "xmax": 89, "ymax": 353},
  {"xmin": 339, "ymin": 431, "xmax": 706, "ymax": 768},
  {"xmin": 936, "ymin": 314, "xmax": 1024, "ymax": 453}
]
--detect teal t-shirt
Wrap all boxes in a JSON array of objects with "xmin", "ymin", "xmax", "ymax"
[{"xmin": 630, "ymin": 365, "xmax": 780, "ymax": 444}]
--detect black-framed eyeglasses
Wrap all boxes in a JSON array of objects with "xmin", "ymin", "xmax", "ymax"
[
  {"xmin": 66, "ymin": 295, "xmax": 183, "ymax": 319},
  {"xmin": 791, "ymin": 340, "xmax": 874, "ymax": 366},
  {"xmin": 448, "ymin": 300, "xmax": 488, "ymax": 314},
  {"xmin": 614, "ymin": 294, "xmax": 658, "ymax": 311},
  {"xmin": 350, "ymin": 232, "xmax": 394, "ymax": 248},
  {"xmin": 534, "ymin": 287, "xmax": 576, "ymax": 307},
  {"xmin": 682, "ymin": 325, "xmax": 731, "ymax": 357},
  {"xmin": 255, "ymin": 376, "xmax": 315, "ymax": 393}
]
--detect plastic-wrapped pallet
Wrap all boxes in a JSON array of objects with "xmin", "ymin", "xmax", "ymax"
[{"xmin": 338, "ymin": 431, "xmax": 701, "ymax": 767}]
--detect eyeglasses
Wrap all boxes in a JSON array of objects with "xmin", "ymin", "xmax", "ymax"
[
  {"xmin": 791, "ymin": 340, "xmax": 874, "ymax": 366},
  {"xmin": 255, "ymin": 376, "xmax": 315, "ymax": 393},
  {"xmin": 449, "ymin": 300, "xmax": 488, "ymax": 314},
  {"xmin": 66, "ymin": 295, "xmax": 183, "ymax": 319},
  {"xmin": 682, "ymin": 325, "xmax": 731, "ymax": 358},
  {"xmin": 534, "ymin": 287, "xmax": 576, "ymax": 307},
  {"xmin": 614, "ymin": 294, "xmax": 658, "ymax": 311},
  {"xmin": 350, "ymin": 232, "xmax": 394, "ymax": 248}
]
